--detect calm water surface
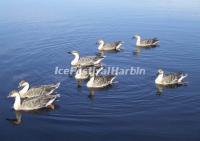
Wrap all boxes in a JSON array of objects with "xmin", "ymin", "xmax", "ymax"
[{"xmin": 0, "ymin": 0, "xmax": 200, "ymax": 141}]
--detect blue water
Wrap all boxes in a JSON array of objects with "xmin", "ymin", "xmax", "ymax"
[{"xmin": 0, "ymin": 0, "xmax": 200, "ymax": 140}]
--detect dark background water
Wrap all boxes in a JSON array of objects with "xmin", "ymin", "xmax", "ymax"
[{"xmin": 0, "ymin": 0, "xmax": 200, "ymax": 141}]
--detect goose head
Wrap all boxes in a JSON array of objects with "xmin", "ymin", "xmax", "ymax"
[
  {"xmin": 68, "ymin": 50, "xmax": 80, "ymax": 56},
  {"xmin": 97, "ymin": 40, "xmax": 104, "ymax": 45},
  {"xmin": 68, "ymin": 51, "xmax": 80, "ymax": 65},
  {"xmin": 133, "ymin": 35, "xmax": 141, "ymax": 40},
  {"xmin": 157, "ymin": 69, "xmax": 164, "ymax": 77},
  {"xmin": 18, "ymin": 80, "xmax": 29, "ymax": 88},
  {"xmin": 8, "ymin": 90, "xmax": 20, "ymax": 98},
  {"xmin": 97, "ymin": 40, "xmax": 105, "ymax": 50}
]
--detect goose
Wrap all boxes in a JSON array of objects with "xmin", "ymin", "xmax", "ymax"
[
  {"xmin": 68, "ymin": 51, "xmax": 105, "ymax": 67},
  {"xmin": 86, "ymin": 67, "xmax": 116, "ymax": 88},
  {"xmin": 97, "ymin": 40, "xmax": 124, "ymax": 51},
  {"xmin": 75, "ymin": 64, "xmax": 103, "ymax": 80},
  {"xmin": 133, "ymin": 35, "xmax": 159, "ymax": 47},
  {"xmin": 155, "ymin": 69, "xmax": 188, "ymax": 85},
  {"xmin": 75, "ymin": 67, "xmax": 91, "ymax": 80},
  {"xmin": 18, "ymin": 80, "xmax": 60, "ymax": 98},
  {"xmin": 8, "ymin": 90, "xmax": 59, "ymax": 111}
]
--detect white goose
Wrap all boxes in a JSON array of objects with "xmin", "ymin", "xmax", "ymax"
[
  {"xmin": 97, "ymin": 40, "xmax": 124, "ymax": 51},
  {"xmin": 133, "ymin": 35, "xmax": 159, "ymax": 47},
  {"xmin": 18, "ymin": 80, "xmax": 60, "ymax": 98},
  {"xmin": 68, "ymin": 51, "xmax": 105, "ymax": 67},
  {"xmin": 155, "ymin": 69, "xmax": 188, "ymax": 85},
  {"xmin": 8, "ymin": 90, "xmax": 59, "ymax": 111}
]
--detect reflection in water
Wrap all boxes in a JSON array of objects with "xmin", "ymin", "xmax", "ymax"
[
  {"xmin": 88, "ymin": 86, "xmax": 113, "ymax": 99},
  {"xmin": 77, "ymin": 80, "xmax": 83, "ymax": 88},
  {"xmin": 6, "ymin": 105, "xmax": 58, "ymax": 125},
  {"xmin": 156, "ymin": 84, "xmax": 187, "ymax": 95},
  {"xmin": 6, "ymin": 111, "xmax": 22, "ymax": 125},
  {"xmin": 88, "ymin": 89, "xmax": 95, "ymax": 100},
  {"xmin": 133, "ymin": 46, "xmax": 142, "ymax": 55},
  {"xmin": 97, "ymin": 50, "xmax": 121, "ymax": 56},
  {"xmin": 133, "ymin": 46, "xmax": 158, "ymax": 56}
]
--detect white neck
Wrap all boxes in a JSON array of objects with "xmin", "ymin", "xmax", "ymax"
[
  {"xmin": 98, "ymin": 42, "xmax": 104, "ymax": 50},
  {"xmin": 19, "ymin": 83, "xmax": 29, "ymax": 95},
  {"xmin": 136, "ymin": 37, "xmax": 141, "ymax": 46},
  {"xmin": 87, "ymin": 77, "xmax": 95, "ymax": 87},
  {"xmin": 155, "ymin": 73, "xmax": 164, "ymax": 84},
  {"xmin": 71, "ymin": 53, "xmax": 80, "ymax": 65},
  {"xmin": 13, "ymin": 95, "xmax": 21, "ymax": 110},
  {"xmin": 75, "ymin": 68, "xmax": 82, "ymax": 77}
]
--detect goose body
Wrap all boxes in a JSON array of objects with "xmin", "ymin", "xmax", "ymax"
[
  {"xmin": 87, "ymin": 75, "xmax": 116, "ymax": 88},
  {"xmin": 18, "ymin": 80, "xmax": 60, "ymax": 98},
  {"xmin": 75, "ymin": 65, "xmax": 103, "ymax": 80},
  {"xmin": 75, "ymin": 67, "xmax": 90, "ymax": 80},
  {"xmin": 68, "ymin": 51, "xmax": 105, "ymax": 67},
  {"xmin": 155, "ymin": 69, "xmax": 188, "ymax": 85},
  {"xmin": 134, "ymin": 35, "xmax": 159, "ymax": 47},
  {"xmin": 97, "ymin": 40, "xmax": 123, "ymax": 51},
  {"xmin": 86, "ymin": 67, "xmax": 116, "ymax": 88},
  {"xmin": 8, "ymin": 90, "xmax": 59, "ymax": 111}
]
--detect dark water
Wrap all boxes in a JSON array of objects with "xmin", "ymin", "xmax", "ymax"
[{"xmin": 0, "ymin": 0, "xmax": 200, "ymax": 140}]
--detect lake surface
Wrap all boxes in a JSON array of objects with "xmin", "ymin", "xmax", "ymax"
[{"xmin": 0, "ymin": 0, "xmax": 200, "ymax": 141}]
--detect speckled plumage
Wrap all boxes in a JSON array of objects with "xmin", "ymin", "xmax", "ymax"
[
  {"xmin": 98, "ymin": 40, "xmax": 123, "ymax": 51},
  {"xmin": 19, "ymin": 94, "xmax": 59, "ymax": 111},
  {"xmin": 19, "ymin": 81, "xmax": 60, "ymax": 98}
]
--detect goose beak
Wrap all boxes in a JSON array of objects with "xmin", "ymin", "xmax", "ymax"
[{"xmin": 68, "ymin": 52, "xmax": 72, "ymax": 54}]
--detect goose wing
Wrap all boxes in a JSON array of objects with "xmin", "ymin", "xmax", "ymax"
[
  {"xmin": 141, "ymin": 38, "xmax": 159, "ymax": 46},
  {"xmin": 78, "ymin": 56, "xmax": 104, "ymax": 66},
  {"xmin": 21, "ymin": 95, "xmax": 58, "ymax": 110},
  {"xmin": 162, "ymin": 73, "xmax": 183, "ymax": 84},
  {"xmin": 93, "ymin": 75, "xmax": 115, "ymax": 87},
  {"xmin": 22, "ymin": 83, "xmax": 60, "ymax": 98},
  {"xmin": 104, "ymin": 41, "xmax": 122, "ymax": 50}
]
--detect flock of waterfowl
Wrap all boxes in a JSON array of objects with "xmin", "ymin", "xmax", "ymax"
[{"xmin": 8, "ymin": 35, "xmax": 188, "ymax": 111}]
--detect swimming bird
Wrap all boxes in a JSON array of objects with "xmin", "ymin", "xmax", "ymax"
[
  {"xmin": 75, "ymin": 64, "xmax": 103, "ymax": 80},
  {"xmin": 8, "ymin": 90, "xmax": 59, "ymax": 111},
  {"xmin": 97, "ymin": 40, "xmax": 124, "ymax": 51},
  {"xmin": 86, "ymin": 67, "xmax": 116, "ymax": 88},
  {"xmin": 133, "ymin": 35, "xmax": 159, "ymax": 47},
  {"xmin": 75, "ymin": 67, "xmax": 91, "ymax": 80},
  {"xmin": 155, "ymin": 69, "xmax": 188, "ymax": 85},
  {"xmin": 68, "ymin": 51, "xmax": 105, "ymax": 67},
  {"xmin": 18, "ymin": 80, "xmax": 60, "ymax": 98}
]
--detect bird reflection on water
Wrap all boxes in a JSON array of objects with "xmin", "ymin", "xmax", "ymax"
[
  {"xmin": 6, "ymin": 111, "xmax": 22, "ymax": 125},
  {"xmin": 88, "ymin": 86, "xmax": 114, "ymax": 100},
  {"xmin": 133, "ymin": 46, "xmax": 158, "ymax": 56},
  {"xmin": 6, "ymin": 104, "xmax": 59, "ymax": 125},
  {"xmin": 156, "ymin": 83, "xmax": 188, "ymax": 96}
]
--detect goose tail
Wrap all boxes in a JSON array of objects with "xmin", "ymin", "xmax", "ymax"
[
  {"xmin": 55, "ymin": 82, "xmax": 61, "ymax": 89},
  {"xmin": 116, "ymin": 41, "xmax": 124, "ymax": 51},
  {"xmin": 153, "ymin": 38, "xmax": 159, "ymax": 45},
  {"xmin": 178, "ymin": 73, "xmax": 188, "ymax": 83}
]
